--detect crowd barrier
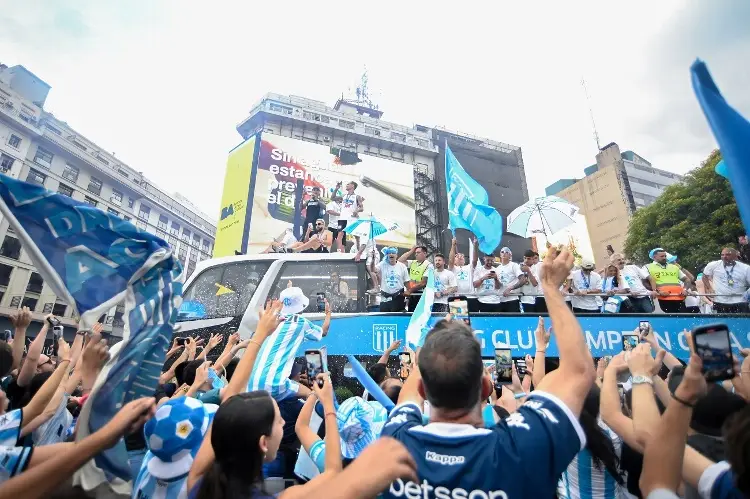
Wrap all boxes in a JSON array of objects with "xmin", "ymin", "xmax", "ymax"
[{"xmin": 304, "ymin": 313, "xmax": 750, "ymax": 361}]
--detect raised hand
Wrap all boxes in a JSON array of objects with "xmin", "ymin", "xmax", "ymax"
[
  {"xmin": 534, "ymin": 317, "xmax": 550, "ymax": 351},
  {"xmin": 99, "ymin": 397, "xmax": 156, "ymax": 447},
  {"xmin": 57, "ymin": 338, "xmax": 71, "ymax": 362},
  {"xmin": 541, "ymin": 248, "xmax": 574, "ymax": 289},
  {"xmin": 387, "ymin": 339, "xmax": 402, "ymax": 353},
  {"xmin": 312, "ymin": 373, "xmax": 335, "ymax": 407},
  {"xmin": 193, "ymin": 361, "xmax": 212, "ymax": 387},
  {"xmin": 10, "ymin": 307, "xmax": 32, "ymax": 329},
  {"xmin": 207, "ymin": 333, "xmax": 223, "ymax": 351},
  {"xmin": 256, "ymin": 300, "xmax": 284, "ymax": 340}
]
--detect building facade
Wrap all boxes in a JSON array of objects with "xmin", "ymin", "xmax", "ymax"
[
  {"xmin": 546, "ymin": 142, "xmax": 683, "ymax": 266},
  {"xmin": 0, "ymin": 64, "xmax": 216, "ymax": 338},
  {"xmin": 234, "ymin": 93, "xmax": 529, "ymax": 256}
]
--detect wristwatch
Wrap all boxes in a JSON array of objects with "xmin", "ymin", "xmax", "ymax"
[{"xmin": 631, "ymin": 375, "xmax": 654, "ymax": 386}]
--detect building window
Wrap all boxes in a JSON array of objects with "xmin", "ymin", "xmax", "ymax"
[
  {"xmin": 182, "ymin": 229, "xmax": 191, "ymax": 242},
  {"xmin": 158, "ymin": 215, "xmax": 168, "ymax": 230},
  {"xmin": 189, "ymin": 249, "xmax": 197, "ymax": 262},
  {"xmin": 87, "ymin": 176, "xmax": 103, "ymax": 196},
  {"xmin": 178, "ymin": 246, "xmax": 187, "ymax": 259},
  {"xmin": 156, "ymin": 229, "xmax": 167, "ymax": 240},
  {"xmin": 0, "ymin": 236, "xmax": 21, "ymax": 260},
  {"xmin": 52, "ymin": 302, "xmax": 67, "ymax": 317},
  {"xmin": 21, "ymin": 296, "xmax": 38, "ymax": 311},
  {"xmin": 186, "ymin": 261, "xmax": 196, "ymax": 277},
  {"xmin": 26, "ymin": 272, "xmax": 43, "ymax": 294},
  {"xmin": 96, "ymin": 155, "xmax": 109, "ymax": 165},
  {"xmin": 58, "ymin": 184, "xmax": 74, "ymax": 197},
  {"xmin": 59, "ymin": 165, "xmax": 78, "ymax": 184},
  {"xmin": 25, "ymin": 168, "xmax": 46, "ymax": 186},
  {"xmin": 72, "ymin": 140, "xmax": 87, "ymax": 151},
  {"xmin": 136, "ymin": 220, "xmax": 148, "ymax": 231},
  {"xmin": 111, "ymin": 189, "xmax": 123, "ymax": 205},
  {"xmin": 45, "ymin": 125, "xmax": 62, "ymax": 135},
  {"xmin": 33, "ymin": 147, "xmax": 53, "ymax": 168},
  {"xmin": 168, "ymin": 234, "xmax": 178, "ymax": 245},
  {"xmin": 128, "ymin": 197, "xmax": 135, "ymax": 208},
  {"xmin": 9, "ymin": 296, "xmax": 21, "ymax": 308},
  {"xmin": 269, "ymin": 103, "xmax": 293, "ymax": 115},
  {"xmin": 117, "ymin": 169, "xmax": 129, "ymax": 178},
  {"xmin": 339, "ymin": 119, "xmax": 355, "ymax": 130},
  {"xmin": 138, "ymin": 205, "xmax": 151, "ymax": 221},
  {"xmin": 390, "ymin": 132, "xmax": 406, "ymax": 142},
  {"xmin": 364, "ymin": 125, "xmax": 381, "ymax": 136},
  {"xmin": 8, "ymin": 134, "xmax": 21, "ymax": 149},
  {"xmin": 202, "ymin": 239, "xmax": 210, "ymax": 251},
  {"xmin": 192, "ymin": 234, "xmax": 200, "ymax": 246},
  {"xmin": 0, "ymin": 263, "xmax": 13, "ymax": 286},
  {"xmin": 84, "ymin": 196, "xmax": 98, "ymax": 207},
  {"xmin": 170, "ymin": 222, "xmax": 180, "ymax": 236},
  {"xmin": 107, "ymin": 207, "xmax": 119, "ymax": 216},
  {"xmin": 0, "ymin": 153, "xmax": 14, "ymax": 173}
]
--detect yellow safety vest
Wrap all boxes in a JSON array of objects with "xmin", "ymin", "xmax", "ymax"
[
  {"xmin": 409, "ymin": 260, "xmax": 430, "ymax": 282},
  {"xmin": 646, "ymin": 263, "xmax": 683, "ymax": 301}
]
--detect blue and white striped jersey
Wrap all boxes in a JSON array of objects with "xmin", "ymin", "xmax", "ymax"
[
  {"xmin": 0, "ymin": 409, "xmax": 23, "ymax": 447},
  {"xmin": 132, "ymin": 451, "xmax": 189, "ymax": 499},
  {"xmin": 247, "ymin": 315, "xmax": 322, "ymax": 399},
  {"xmin": 0, "ymin": 445, "xmax": 32, "ymax": 484}
]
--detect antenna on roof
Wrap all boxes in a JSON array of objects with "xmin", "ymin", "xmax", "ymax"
[{"xmin": 581, "ymin": 78, "xmax": 601, "ymax": 151}]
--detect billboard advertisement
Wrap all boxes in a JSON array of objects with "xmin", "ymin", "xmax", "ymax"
[
  {"xmin": 245, "ymin": 133, "xmax": 416, "ymax": 253},
  {"xmin": 214, "ymin": 136, "xmax": 257, "ymax": 258}
]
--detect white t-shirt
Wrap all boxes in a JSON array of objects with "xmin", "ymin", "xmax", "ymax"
[
  {"xmin": 474, "ymin": 266, "xmax": 500, "ymax": 304},
  {"xmin": 434, "ymin": 268, "xmax": 458, "ymax": 304},
  {"xmin": 620, "ymin": 265, "xmax": 650, "ymax": 296},
  {"xmin": 376, "ymin": 260, "xmax": 409, "ymax": 295},
  {"xmin": 519, "ymin": 263, "xmax": 540, "ymax": 305},
  {"xmin": 326, "ymin": 201, "xmax": 341, "ymax": 228},
  {"xmin": 452, "ymin": 264, "xmax": 475, "ymax": 296},
  {"xmin": 340, "ymin": 193, "xmax": 360, "ymax": 223},
  {"xmin": 496, "ymin": 261, "xmax": 524, "ymax": 303},
  {"xmin": 570, "ymin": 269, "xmax": 603, "ymax": 310},
  {"xmin": 703, "ymin": 260, "xmax": 750, "ymax": 304}
]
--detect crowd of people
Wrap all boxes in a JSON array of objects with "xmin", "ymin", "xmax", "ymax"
[{"xmin": 0, "ymin": 248, "xmax": 748, "ymax": 498}]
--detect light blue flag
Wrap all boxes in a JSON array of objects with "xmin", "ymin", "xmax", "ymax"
[
  {"xmin": 0, "ymin": 174, "xmax": 182, "ymax": 492},
  {"xmin": 405, "ymin": 267, "xmax": 436, "ymax": 350},
  {"xmin": 692, "ymin": 60, "xmax": 750, "ymax": 233},
  {"xmin": 445, "ymin": 144, "xmax": 503, "ymax": 254}
]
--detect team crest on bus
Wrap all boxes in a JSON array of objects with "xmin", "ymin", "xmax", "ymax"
[{"xmin": 372, "ymin": 324, "xmax": 398, "ymax": 352}]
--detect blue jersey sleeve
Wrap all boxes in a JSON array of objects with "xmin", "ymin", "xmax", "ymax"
[
  {"xmin": 0, "ymin": 409, "xmax": 23, "ymax": 447},
  {"xmin": 302, "ymin": 319, "xmax": 323, "ymax": 341},
  {"xmin": 308, "ymin": 440, "xmax": 326, "ymax": 472},
  {"xmin": 380, "ymin": 402, "xmax": 423, "ymax": 441},
  {"xmin": 499, "ymin": 391, "xmax": 585, "ymax": 485},
  {"xmin": 0, "ymin": 445, "xmax": 32, "ymax": 482},
  {"xmin": 699, "ymin": 461, "xmax": 745, "ymax": 499}
]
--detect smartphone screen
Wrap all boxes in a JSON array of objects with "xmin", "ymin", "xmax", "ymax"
[
  {"xmin": 305, "ymin": 350, "xmax": 324, "ymax": 380},
  {"xmin": 52, "ymin": 326, "xmax": 63, "ymax": 357},
  {"xmin": 692, "ymin": 323, "xmax": 734, "ymax": 382},
  {"xmin": 622, "ymin": 334, "xmax": 639, "ymax": 352},
  {"xmin": 495, "ymin": 348, "xmax": 512, "ymax": 384},
  {"xmin": 399, "ymin": 352, "xmax": 412, "ymax": 365},
  {"xmin": 515, "ymin": 359, "xmax": 527, "ymax": 377},
  {"xmin": 448, "ymin": 298, "xmax": 471, "ymax": 327},
  {"xmin": 639, "ymin": 321, "xmax": 650, "ymax": 335}
]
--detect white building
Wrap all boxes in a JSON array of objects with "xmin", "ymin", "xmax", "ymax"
[{"xmin": 0, "ymin": 64, "xmax": 216, "ymax": 337}]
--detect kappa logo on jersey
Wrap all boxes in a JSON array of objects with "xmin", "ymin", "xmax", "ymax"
[
  {"xmin": 425, "ymin": 451, "xmax": 465, "ymax": 466},
  {"xmin": 373, "ymin": 324, "xmax": 398, "ymax": 352},
  {"xmin": 385, "ymin": 414, "xmax": 409, "ymax": 427},
  {"xmin": 505, "ymin": 413, "xmax": 530, "ymax": 431},
  {"xmin": 389, "ymin": 478, "xmax": 509, "ymax": 499},
  {"xmin": 523, "ymin": 401, "xmax": 560, "ymax": 424}
]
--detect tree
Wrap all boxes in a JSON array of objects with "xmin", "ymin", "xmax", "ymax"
[{"xmin": 623, "ymin": 150, "xmax": 744, "ymax": 274}]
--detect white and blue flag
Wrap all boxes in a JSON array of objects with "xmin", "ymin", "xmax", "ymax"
[
  {"xmin": 0, "ymin": 174, "xmax": 182, "ymax": 492},
  {"xmin": 405, "ymin": 267, "xmax": 435, "ymax": 350},
  {"xmin": 445, "ymin": 144, "xmax": 503, "ymax": 255}
]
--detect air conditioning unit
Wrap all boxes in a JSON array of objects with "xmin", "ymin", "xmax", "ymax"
[{"xmin": 323, "ymin": 136, "xmax": 330, "ymax": 142}]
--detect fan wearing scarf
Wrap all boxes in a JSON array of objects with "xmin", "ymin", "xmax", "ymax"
[
  {"xmin": 247, "ymin": 286, "xmax": 331, "ymax": 400},
  {"xmin": 132, "ymin": 398, "xmax": 218, "ymax": 498}
]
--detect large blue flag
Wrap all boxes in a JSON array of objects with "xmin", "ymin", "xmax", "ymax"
[
  {"xmin": 405, "ymin": 267, "xmax": 435, "ymax": 350},
  {"xmin": 692, "ymin": 60, "xmax": 750, "ymax": 233},
  {"xmin": 0, "ymin": 174, "xmax": 182, "ymax": 492},
  {"xmin": 445, "ymin": 144, "xmax": 503, "ymax": 254}
]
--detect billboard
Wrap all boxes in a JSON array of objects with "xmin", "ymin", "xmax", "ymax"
[
  {"xmin": 245, "ymin": 133, "xmax": 416, "ymax": 253},
  {"xmin": 214, "ymin": 136, "xmax": 257, "ymax": 257}
]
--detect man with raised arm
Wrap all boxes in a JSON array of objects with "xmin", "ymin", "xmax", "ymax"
[{"xmin": 380, "ymin": 248, "xmax": 596, "ymax": 498}]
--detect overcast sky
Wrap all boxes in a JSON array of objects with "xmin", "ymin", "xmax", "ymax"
[{"xmin": 1, "ymin": 1, "xmax": 749, "ymax": 221}]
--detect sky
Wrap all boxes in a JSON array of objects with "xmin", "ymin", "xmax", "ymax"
[{"xmin": 1, "ymin": 0, "xmax": 749, "ymax": 223}]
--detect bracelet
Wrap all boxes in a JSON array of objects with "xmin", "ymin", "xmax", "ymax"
[
  {"xmin": 671, "ymin": 393, "xmax": 695, "ymax": 408},
  {"xmin": 514, "ymin": 392, "xmax": 527, "ymax": 399},
  {"xmin": 248, "ymin": 339, "xmax": 263, "ymax": 348},
  {"xmin": 535, "ymin": 350, "xmax": 546, "ymax": 353},
  {"xmin": 325, "ymin": 412, "xmax": 337, "ymax": 418}
]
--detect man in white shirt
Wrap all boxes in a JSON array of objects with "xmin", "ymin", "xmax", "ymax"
[
  {"xmin": 433, "ymin": 253, "xmax": 458, "ymax": 313},
  {"xmin": 448, "ymin": 237, "xmax": 479, "ymax": 311},
  {"xmin": 569, "ymin": 258, "xmax": 603, "ymax": 313},
  {"xmin": 326, "ymin": 193, "xmax": 343, "ymax": 251},
  {"xmin": 702, "ymin": 248, "xmax": 750, "ymax": 313},
  {"xmin": 371, "ymin": 247, "xmax": 409, "ymax": 312},
  {"xmin": 520, "ymin": 249, "xmax": 541, "ymax": 313},
  {"xmin": 610, "ymin": 253, "xmax": 655, "ymax": 313},
  {"xmin": 338, "ymin": 181, "xmax": 364, "ymax": 250},
  {"xmin": 473, "ymin": 254, "xmax": 501, "ymax": 313},
  {"xmin": 496, "ymin": 247, "xmax": 526, "ymax": 313}
]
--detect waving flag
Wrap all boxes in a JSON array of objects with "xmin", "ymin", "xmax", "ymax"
[
  {"xmin": 445, "ymin": 144, "xmax": 503, "ymax": 254},
  {"xmin": 405, "ymin": 267, "xmax": 436, "ymax": 350},
  {"xmin": 692, "ymin": 60, "xmax": 750, "ymax": 233},
  {"xmin": 0, "ymin": 175, "xmax": 182, "ymax": 493}
]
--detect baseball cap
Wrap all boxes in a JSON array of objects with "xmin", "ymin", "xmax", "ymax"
[
  {"xmin": 581, "ymin": 258, "xmax": 596, "ymax": 270},
  {"xmin": 279, "ymin": 287, "xmax": 309, "ymax": 315},
  {"xmin": 337, "ymin": 397, "xmax": 388, "ymax": 459},
  {"xmin": 500, "ymin": 247, "xmax": 512, "ymax": 254},
  {"xmin": 649, "ymin": 247, "xmax": 665, "ymax": 260},
  {"xmin": 143, "ymin": 397, "xmax": 218, "ymax": 479}
]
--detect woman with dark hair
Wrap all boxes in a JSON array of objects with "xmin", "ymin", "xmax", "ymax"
[{"xmin": 558, "ymin": 386, "xmax": 627, "ymax": 499}]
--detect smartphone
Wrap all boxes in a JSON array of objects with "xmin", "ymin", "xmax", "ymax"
[
  {"xmin": 305, "ymin": 349, "xmax": 325, "ymax": 387},
  {"xmin": 514, "ymin": 358, "xmax": 527, "ymax": 377},
  {"xmin": 692, "ymin": 323, "xmax": 735, "ymax": 382},
  {"xmin": 1, "ymin": 330, "xmax": 11, "ymax": 342},
  {"xmin": 47, "ymin": 316, "xmax": 61, "ymax": 327},
  {"xmin": 52, "ymin": 325, "xmax": 64, "ymax": 357},
  {"xmin": 617, "ymin": 383, "xmax": 625, "ymax": 400},
  {"xmin": 316, "ymin": 293, "xmax": 326, "ymax": 313},
  {"xmin": 400, "ymin": 352, "xmax": 412, "ymax": 365},
  {"xmin": 639, "ymin": 321, "xmax": 650, "ymax": 336},
  {"xmin": 207, "ymin": 369, "xmax": 226, "ymax": 390},
  {"xmin": 176, "ymin": 337, "xmax": 187, "ymax": 346},
  {"xmin": 622, "ymin": 334, "xmax": 639, "ymax": 352},
  {"xmin": 494, "ymin": 348, "xmax": 512, "ymax": 384},
  {"xmin": 448, "ymin": 297, "xmax": 471, "ymax": 327}
]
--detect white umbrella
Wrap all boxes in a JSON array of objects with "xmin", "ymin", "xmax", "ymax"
[{"xmin": 506, "ymin": 196, "xmax": 579, "ymax": 237}]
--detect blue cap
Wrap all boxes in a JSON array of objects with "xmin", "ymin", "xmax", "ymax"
[{"xmin": 500, "ymin": 247, "xmax": 512, "ymax": 254}]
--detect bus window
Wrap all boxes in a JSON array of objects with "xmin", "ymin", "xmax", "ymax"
[
  {"xmin": 270, "ymin": 261, "xmax": 365, "ymax": 313},
  {"xmin": 179, "ymin": 261, "xmax": 270, "ymax": 320}
]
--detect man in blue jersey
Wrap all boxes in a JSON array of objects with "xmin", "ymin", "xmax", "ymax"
[
  {"xmin": 248, "ymin": 286, "xmax": 331, "ymax": 400},
  {"xmin": 381, "ymin": 248, "xmax": 596, "ymax": 498}
]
